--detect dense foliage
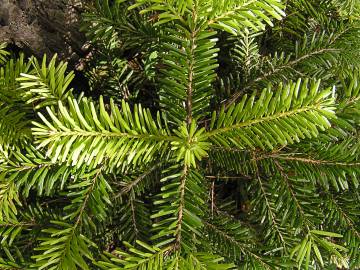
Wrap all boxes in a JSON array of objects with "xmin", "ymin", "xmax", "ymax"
[{"xmin": 0, "ymin": 0, "xmax": 360, "ymax": 269}]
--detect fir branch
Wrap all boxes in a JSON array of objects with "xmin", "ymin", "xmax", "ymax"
[
  {"xmin": 114, "ymin": 162, "xmax": 161, "ymax": 198},
  {"xmin": 204, "ymin": 220, "xmax": 272, "ymax": 269},
  {"xmin": 253, "ymin": 159, "xmax": 287, "ymax": 248},
  {"xmin": 223, "ymin": 48, "xmax": 339, "ymax": 108},
  {"xmin": 174, "ymin": 164, "xmax": 188, "ymax": 250}
]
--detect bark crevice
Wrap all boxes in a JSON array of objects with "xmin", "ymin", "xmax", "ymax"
[{"xmin": 0, "ymin": 0, "xmax": 87, "ymax": 65}]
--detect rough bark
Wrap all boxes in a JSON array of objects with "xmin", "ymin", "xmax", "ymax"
[{"xmin": 0, "ymin": 0, "xmax": 87, "ymax": 63}]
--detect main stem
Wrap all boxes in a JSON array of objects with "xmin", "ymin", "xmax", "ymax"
[{"xmin": 185, "ymin": 12, "xmax": 198, "ymax": 127}]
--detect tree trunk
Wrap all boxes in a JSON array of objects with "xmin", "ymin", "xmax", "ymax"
[{"xmin": 0, "ymin": 0, "xmax": 87, "ymax": 64}]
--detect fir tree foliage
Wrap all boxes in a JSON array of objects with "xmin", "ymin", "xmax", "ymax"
[{"xmin": 0, "ymin": 0, "xmax": 360, "ymax": 269}]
